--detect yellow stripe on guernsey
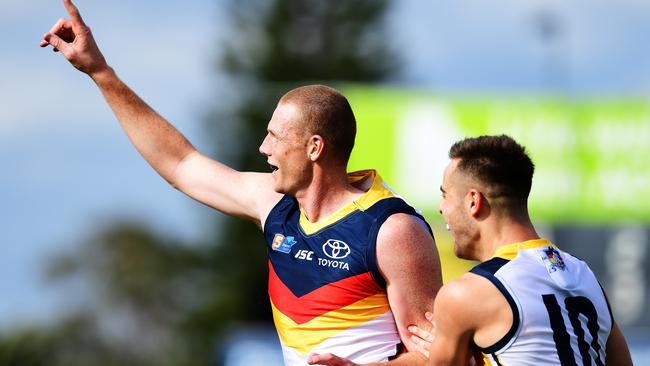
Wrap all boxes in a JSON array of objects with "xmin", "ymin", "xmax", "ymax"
[
  {"xmin": 299, "ymin": 170, "xmax": 395, "ymax": 235},
  {"xmin": 482, "ymin": 352, "xmax": 505, "ymax": 365},
  {"xmin": 482, "ymin": 354, "xmax": 491, "ymax": 365},
  {"xmin": 492, "ymin": 239, "xmax": 554, "ymax": 261},
  {"xmin": 271, "ymin": 292, "xmax": 391, "ymax": 355}
]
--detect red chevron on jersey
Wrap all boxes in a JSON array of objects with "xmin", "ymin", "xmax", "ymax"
[{"xmin": 269, "ymin": 261, "xmax": 383, "ymax": 325}]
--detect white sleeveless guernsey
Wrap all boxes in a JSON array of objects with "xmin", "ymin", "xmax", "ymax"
[{"xmin": 470, "ymin": 239, "xmax": 613, "ymax": 366}]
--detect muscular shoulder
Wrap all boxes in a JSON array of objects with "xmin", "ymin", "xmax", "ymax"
[
  {"xmin": 375, "ymin": 214, "xmax": 438, "ymax": 276},
  {"xmin": 376, "ymin": 214, "xmax": 433, "ymax": 253},
  {"xmin": 435, "ymin": 273, "xmax": 513, "ymax": 348},
  {"xmin": 436, "ymin": 273, "xmax": 493, "ymax": 314}
]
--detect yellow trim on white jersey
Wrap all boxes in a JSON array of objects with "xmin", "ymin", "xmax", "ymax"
[{"xmin": 492, "ymin": 239, "xmax": 555, "ymax": 260}]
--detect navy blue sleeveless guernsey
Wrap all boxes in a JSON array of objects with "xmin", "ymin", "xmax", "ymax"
[{"xmin": 263, "ymin": 170, "xmax": 433, "ymax": 364}]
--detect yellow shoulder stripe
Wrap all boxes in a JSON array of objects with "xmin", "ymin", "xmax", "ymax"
[{"xmin": 493, "ymin": 239, "xmax": 554, "ymax": 260}]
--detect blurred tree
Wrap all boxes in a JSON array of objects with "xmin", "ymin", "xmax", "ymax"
[
  {"xmin": 2, "ymin": 223, "xmax": 212, "ymax": 366},
  {"xmin": 0, "ymin": 1, "xmax": 396, "ymax": 365}
]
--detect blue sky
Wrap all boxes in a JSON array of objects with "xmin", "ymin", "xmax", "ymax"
[
  {"xmin": 1, "ymin": 0, "xmax": 219, "ymax": 327},
  {"xmin": 397, "ymin": 0, "xmax": 650, "ymax": 93},
  {"xmin": 1, "ymin": 0, "xmax": 649, "ymax": 328}
]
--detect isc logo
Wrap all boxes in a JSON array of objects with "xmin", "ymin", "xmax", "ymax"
[{"xmin": 294, "ymin": 249, "xmax": 314, "ymax": 261}]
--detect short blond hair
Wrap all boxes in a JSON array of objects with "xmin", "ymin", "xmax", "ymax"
[{"xmin": 280, "ymin": 85, "xmax": 356, "ymax": 164}]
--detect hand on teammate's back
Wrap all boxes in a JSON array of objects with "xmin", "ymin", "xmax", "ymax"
[{"xmin": 40, "ymin": 0, "xmax": 108, "ymax": 77}]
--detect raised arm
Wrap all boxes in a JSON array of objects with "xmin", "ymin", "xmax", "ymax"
[{"xmin": 40, "ymin": 0, "xmax": 281, "ymax": 224}]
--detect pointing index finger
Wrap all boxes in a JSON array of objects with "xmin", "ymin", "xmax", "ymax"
[{"xmin": 63, "ymin": 0, "xmax": 87, "ymax": 30}]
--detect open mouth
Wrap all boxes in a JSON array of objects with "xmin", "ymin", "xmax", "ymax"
[{"xmin": 269, "ymin": 163, "xmax": 279, "ymax": 172}]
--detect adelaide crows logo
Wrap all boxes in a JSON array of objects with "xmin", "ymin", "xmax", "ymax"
[{"xmin": 542, "ymin": 246, "xmax": 566, "ymax": 273}]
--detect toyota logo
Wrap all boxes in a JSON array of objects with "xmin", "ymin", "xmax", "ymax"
[{"xmin": 322, "ymin": 239, "xmax": 351, "ymax": 259}]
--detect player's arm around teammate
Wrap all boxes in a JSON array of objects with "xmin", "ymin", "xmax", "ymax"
[
  {"xmin": 39, "ymin": 0, "xmax": 281, "ymax": 225},
  {"xmin": 407, "ymin": 273, "xmax": 515, "ymax": 366},
  {"xmin": 308, "ymin": 214, "xmax": 442, "ymax": 366},
  {"xmin": 408, "ymin": 283, "xmax": 633, "ymax": 366}
]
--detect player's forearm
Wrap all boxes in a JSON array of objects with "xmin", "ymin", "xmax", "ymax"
[
  {"xmin": 371, "ymin": 351, "xmax": 427, "ymax": 366},
  {"xmin": 91, "ymin": 67, "xmax": 196, "ymax": 184}
]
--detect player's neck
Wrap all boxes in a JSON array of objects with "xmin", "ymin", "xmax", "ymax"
[
  {"xmin": 479, "ymin": 216, "xmax": 540, "ymax": 261},
  {"xmin": 295, "ymin": 168, "xmax": 364, "ymax": 223}
]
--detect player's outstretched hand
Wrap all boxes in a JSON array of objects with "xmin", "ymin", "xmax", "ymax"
[
  {"xmin": 307, "ymin": 353, "xmax": 359, "ymax": 366},
  {"xmin": 40, "ymin": 0, "xmax": 108, "ymax": 77},
  {"xmin": 407, "ymin": 311, "xmax": 436, "ymax": 359}
]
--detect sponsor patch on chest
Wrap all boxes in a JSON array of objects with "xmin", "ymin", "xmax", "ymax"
[
  {"xmin": 317, "ymin": 257, "xmax": 350, "ymax": 270},
  {"xmin": 272, "ymin": 234, "xmax": 297, "ymax": 254}
]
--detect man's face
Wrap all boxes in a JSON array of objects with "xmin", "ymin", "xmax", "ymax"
[
  {"xmin": 259, "ymin": 102, "xmax": 311, "ymax": 195},
  {"xmin": 438, "ymin": 159, "xmax": 478, "ymax": 260}
]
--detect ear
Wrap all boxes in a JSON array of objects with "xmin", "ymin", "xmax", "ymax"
[
  {"xmin": 466, "ymin": 189, "xmax": 485, "ymax": 217},
  {"xmin": 306, "ymin": 134, "xmax": 325, "ymax": 162}
]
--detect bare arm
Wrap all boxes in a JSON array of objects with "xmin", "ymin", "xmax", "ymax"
[
  {"xmin": 408, "ymin": 273, "xmax": 510, "ymax": 366},
  {"xmin": 90, "ymin": 70, "xmax": 280, "ymax": 222},
  {"xmin": 605, "ymin": 321, "xmax": 633, "ymax": 366},
  {"xmin": 376, "ymin": 214, "xmax": 442, "ymax": 364},
  {"xmin": 41, "ymin": 0, "xmax": 281, "ymax": 223},
  {"xmin": 425, "ymin": 278, "xmax": 480, "ymax": 366}
]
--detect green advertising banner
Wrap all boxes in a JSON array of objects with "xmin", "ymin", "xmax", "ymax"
[{"xmin": 345, "ymin": 85, "xmax": 650, "ymax": 225}]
